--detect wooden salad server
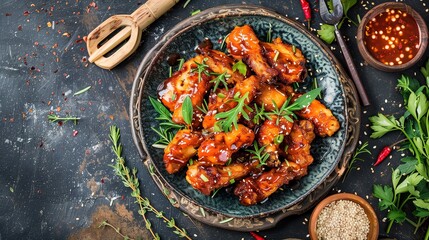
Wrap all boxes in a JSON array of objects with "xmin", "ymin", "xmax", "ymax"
[{"xmin": 87, "ymin": 0, "xmax": 179, "ymax": 69}]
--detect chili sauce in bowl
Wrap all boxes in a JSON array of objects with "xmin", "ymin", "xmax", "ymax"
[{"xmin": 357, "ymin": 2, "xmax": 428, "ymax": 72}]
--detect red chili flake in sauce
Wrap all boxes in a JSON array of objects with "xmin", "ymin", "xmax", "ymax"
[{"xmin": 364, "ymin": 8, "xmax": 420, "ymax": 66}]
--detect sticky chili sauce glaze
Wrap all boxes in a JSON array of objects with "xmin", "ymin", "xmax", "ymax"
[{"xmin": 364, "ymin": 8, "xmax": 420, "ymax": 66}]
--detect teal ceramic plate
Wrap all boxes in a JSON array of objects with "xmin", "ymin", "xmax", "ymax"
[{"xmin": 130, "ymin": 5, "xmax": 360, "ymax": 231}]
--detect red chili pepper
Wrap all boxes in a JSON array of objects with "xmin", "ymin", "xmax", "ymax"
[
  {"xmin": 300, "ymin": 0, "xmax": 311, "ymax": 28},
  {"xmin": 374, "ymin": 146, "xmax": 392, "ymax": 166},
  {"xmin": 374, "ymin": 139, "xmax": 407, "ymax": 166},
  {"xmin": 250, "ymin": 231, "xmax": 265, "ymax": 240}
]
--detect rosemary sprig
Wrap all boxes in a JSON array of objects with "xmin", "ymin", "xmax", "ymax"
[
  {"xmin": 343, "ymin": 141, "xmax": 371, "ymax": 181},
  {"xmin": 109, "ymin": 126, "xmax": 192, "ymax": 240},
  {"xmin": 47, "ymin": 113, "xmax": 80, "ymax": 125},
  {"xmin": 191, "ymin": 58, "xmax": 209, "ymax": 82},
  {"xmin": 196, "ymin": 99, "xmax": 208, "ymax": 114},
  {"xmin": 219, "ymin": 34, "xmax": 230, "ymax": 50},
  {"xmin": 246, "ymin": 141, "xmax": 270, "ymax": 168},
  {"xmin": 99, "ymin": 220, "xmax": 134, "ymax": 240},
  {"xmin": 210, "ymin": 71, "xmax": 230, "ymax": 92},
  {"xmin": 252, "ymin": 103, "xmax": 270, "ymax": 125},
  {"xmin": 215, "ymin": 92, "xmax": 252, "ymax": 132}
]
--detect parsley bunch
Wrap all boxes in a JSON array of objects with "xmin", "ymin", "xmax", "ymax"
[{"xmin": 370, "ymin": 59, "xmax": 429, "ymax": 239}]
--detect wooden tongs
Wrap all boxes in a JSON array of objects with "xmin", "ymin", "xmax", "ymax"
[{"xmin": 87, "ymin": 0, "xmax": 179, "ymax": 69}]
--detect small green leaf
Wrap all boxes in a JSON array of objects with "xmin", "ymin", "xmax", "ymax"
[
  {"xmin": 317, "ymin": 24, "xmax": 335, "ymax": 44},
  {"xmin": 373, "ymin": 184, "xmax": 394, "ymax": 210},
  {"xmin": 182, "ymin": 96, "xmax": 193, "ymax": 126},
  {"xmin": 387, "ymin": 209, "xmax": 406, "ymax": 223},
  {"xmin": 73, "ymin": 86, "xmax": 91, "ymax": 96},
  {"xmin": 341, "ymin": 0, "xmax": 357, "ymax": 15},
  {"xmin": 232, "ymin": 60, "xmax": 247, "ymax": 76}
]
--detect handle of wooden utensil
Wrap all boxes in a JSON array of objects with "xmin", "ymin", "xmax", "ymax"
[
  {"xmin": 131, "ymin": 0, "xmax": 179, "ymax": 29},
  {"xmin": 334, "ymin": 27, "xmax": 370, "ymax": 106}
]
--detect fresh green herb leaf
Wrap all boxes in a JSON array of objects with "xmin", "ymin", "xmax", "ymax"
[
  {"xmin": 191, "ymin": 58, "xmax": 209, "ymax": 82},
  {"xmin": 215, "ymin": 92, "xmax": 251, "ymax": 132},
  {"xmin": 182, "ymin": 96, "xmax": 193, "ymax": 126},
  {"xmin": 220, "ymin": 34, "xmax": 230, "ymax": 50},
  {"xmin": 373, "ymin": 184, "xmax": 394, "ymax": 210},
  {"xmin": 109, "ymin": 126, "xmax": 191, "ymax": 240},
  {"xmin": 341, "ymin": 0, "xmax": 357, "ymax": 16},
  {"xmin": 73, "ymin": 86, "xmax": 91, "ymax": 96},
  {"xmin": 266, "ymin": 23, "xmax": 273, "ymax": 42},
  {"xmin": 183, "ymin": 0, "xmax": 191, "ymax": 8},
  {"xmin": 196, "ymin": 98, "xmax": 209, "ymax": 114},
  {"xmin": 343, "ymin": 141, "xmax": 371, "ymax": 181},
  {"xmin": 191, "ymin": 9, "xmax": 200, "ymax": 16},
  {"xmin": 317, "ymin": 24, "xmax": 336, "ymax": 44},
  {"xmin": 269, "ymin": 88, "xmax": 321, "ymax": 123},
  {"xmin": 178, "ymin": 58, "xmax": 185, "ymax": 71},
  {"xmin": 210, "ymin": 71, "xmax": 230, "ymax": 92},
  {"xmin": 232, "ymin": 60, "xmax": 247, "ymax": 76},
  {"xmin": 48, "ymin": 114, "xmax": 80, "ymax": 125},
  {"xmin": 246, "ymin": 141, "xmax": 270, "ymax": 168}
]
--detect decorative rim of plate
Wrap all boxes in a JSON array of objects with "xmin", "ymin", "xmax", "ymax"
[{"xmin": 129, "ymin": 4, "xmax": 361, "ymax": 231}]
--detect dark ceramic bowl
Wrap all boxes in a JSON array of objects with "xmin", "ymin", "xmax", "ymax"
[
  {"xmin": 357, "ymin": 2, "xmax": 428, "ymax": 72},
  {"xmin": 130, "ymin": 5, "xmax": 360, "ymax": 231},
  {"xmin": 309, "ymin": 193, "xmax": 379, "ymax": 240}
]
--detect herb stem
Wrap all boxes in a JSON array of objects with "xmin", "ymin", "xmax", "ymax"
[
  {"xmin": 99, "ymin": 220, "xmax": 135, "ymax": 240},
  {"xmin": 109, "ymin": 126, "xmax": 192, "ymax": 240}
]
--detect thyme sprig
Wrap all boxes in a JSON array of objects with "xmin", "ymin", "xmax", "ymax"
[
  {"xmin": 109, "ymin": 126, "xmax": 192, "ymax": 240},
  {"xmin": 99, "ymin": 220, "xmax": 134, "ymax": 240},
  {"xmin": 215, "ymin": 92, "xmax": 252, "ymax": 132},
  {"xmin": 246, "ymin": 141, "xmax": 270, "ymax": 168},
  {"xmin": 47, "ymin": 113, "xmax": 80, "ymax": 125}
]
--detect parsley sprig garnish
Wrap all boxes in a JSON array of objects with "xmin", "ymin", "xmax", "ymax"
[{"xmin": 215, "ymin": 92, "xmax": 252, "ymax": 132}]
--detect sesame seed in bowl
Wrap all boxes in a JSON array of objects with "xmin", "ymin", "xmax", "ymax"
[{"xmin": 308, "ymin": 193, "xmax": 379, "ymax": 240}]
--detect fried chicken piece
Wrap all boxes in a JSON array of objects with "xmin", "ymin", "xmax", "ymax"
[
  {"xmin": 234, "ymin": 120, "xmax": 315, "ymax": 205},
  {"xmin": 261, "ymin": 38, "xmax": 307, "ymax": 85},
  {"xmin": 285, "ymin": 120, "xmax": 316, "ymax": 174},
  {"xmin": 255, "ymin": 84, "xmax": 288, "ymax": 111},
  {"xmin": 186, "ymin": 160, "xmax": 259, "ymax": 195},
  {"xmin": 163, "ymin": 129, "xmax": 204, "ymax": 174},
  {"xmin": 199, "ymin": 48, "xmax": 245, "ymax": 84},
  {"xmin": 198, "ymin": 124, "xmax": 254, "ymax": 165},
  {"xmin": 203, "ymin": 75, "xmax": 260, "ymax": 130},
  {"xmin": 234, "ymin": 161, "xmax": 303, "ymax": 205},
  {"xmin": 295, "ymin": 95, "xmax": 340, "ymax": 137},
  {"xmin": 257, "ymin": 115, "xmax": 293, "ymax": 167},
  {"xmin": 226, "ymin": 25, "xmax": 278, "ymax": 82},
  {"xmin": 157, "ymin": 55, "xmax": 212, "ymax": 126}
]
